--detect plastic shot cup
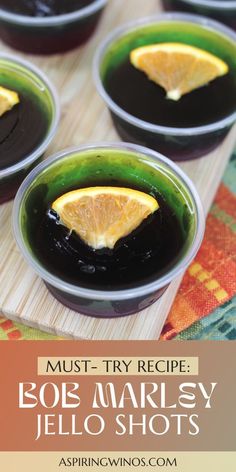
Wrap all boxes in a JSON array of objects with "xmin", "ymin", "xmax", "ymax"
[
  {"xmin": 161, "ymin": 1, "xmax": 236, "ymax": 31},
  {"xmin": 0, "ymin": 53, "xmax": 59, "ymax": 204},
  {"xmin": 0, "ymin": 0, "xmax": 107, "ymax": 55},
  {"xmin": 94, "ymin": 13, "xmax": 236, "ymax": 161},
  {"xmin": 13, "ymin": 143, "xmax": 205, "ymax": 318}
]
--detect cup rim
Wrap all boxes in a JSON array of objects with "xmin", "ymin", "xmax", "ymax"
[
  {"xmin": 180, "ymin": 0, "xmax": 236, "ymax": 10},
  {"xmin": 12, "ymin": 142, "xmax": 205, "ymax": 301},
  {"xmin": 94, "ymin": 12, "xmax": 236, "ymax": 137},
  {"xmin": 0, "ymin": 53, "xmax": 60, "ymax": 179},
  {"xmin": 0, "ymin": 0, "xmax": 107, "ymax": 26}
]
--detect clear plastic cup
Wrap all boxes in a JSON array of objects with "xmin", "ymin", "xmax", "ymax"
[
  {"xmin": 0, "ymin": 0, "xmax": 107, "ymax": 54},
  {"xmin": 0, "ymin": 53, "xmax": 60, "ymax": 204},
  {"xmin": 13, "ymin": 143, "xmax": 205, "ymax": 318},
  {"xmin": 94, "ymin": 13, "xmax": 236, "ymax": 161},
  {"xmin": 161, "ymin": 1, "xmax": 236, "ymax": 31}
]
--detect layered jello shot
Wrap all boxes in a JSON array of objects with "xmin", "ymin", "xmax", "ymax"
[
  {"xmin": 94, "ymin": 13, "xmax": 236, "ymax": 160},
  {"xmin": 13, "ymin": 143, "xmax": 204, "ymax": 318},
  {"xmin": 0, "ymin": 54, "xmax": 59, "ymax": 203},
  {"xmin": 0, "ymin": 0, "xmax": 107, "ymax": 54},
  {"xmin": 161, "ymin": 1, "xmax": 236, "ymax": 31}
]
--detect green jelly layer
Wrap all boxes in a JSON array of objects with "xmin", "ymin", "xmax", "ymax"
[
  {"xmin": 20, "ymin": 148, "xmax": 198, "ymax": 261},
  {"xmin": 100, "ymin": 20, "xmax": 236, "ymax": 83}
]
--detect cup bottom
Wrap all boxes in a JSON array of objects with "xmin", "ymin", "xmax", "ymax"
[
  {"xmin": 110, "ymin": 112, "xmax": 230, "ymax": 161},
  {"xmin": 45, "ymin": 282, "xmax": 168, "ymax": 318},
  {"xmin": 0, "ymin": 176, "xmax": 23, "ymax": 204}
]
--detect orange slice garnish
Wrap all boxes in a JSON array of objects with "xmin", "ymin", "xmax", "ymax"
[
  {"xmin": 52, "ymin": 186, "xmax": 159, "ymax": 250},
  {"xmin": 0, "ymin": 86, "xmax": 19, "ymax": 117},
  {"xmin": 130, "ymin": 42, "xmax": 229, "ymax": 101}
]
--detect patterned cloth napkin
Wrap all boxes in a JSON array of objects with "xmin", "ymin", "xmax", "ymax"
[
  {"xmin": 0, "ymin": 153, "xmax": 235, "ymax": 341},
  {"xmin": 161, "ymin": 152, "xmax": 236, "ymax": 340}
]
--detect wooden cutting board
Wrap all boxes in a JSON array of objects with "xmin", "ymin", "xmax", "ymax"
[{"xmin": 0, "ymin": 0, "xmax": 235, "ymax": 340}]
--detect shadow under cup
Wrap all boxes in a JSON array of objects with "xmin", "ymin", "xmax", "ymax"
[{"xmin": 13, "ymin": 145, "xmax": 204, "ymax": 318}]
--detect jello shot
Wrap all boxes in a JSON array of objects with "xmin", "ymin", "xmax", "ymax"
[
  {"xmin": 161, "ymin": 1, "xmax": 236, "ymax": 31},
  {"xmin": 0, "ymin": 0, "xmax": 107, "ymax": 54},
  {"xmin": 94, "ymin": 13, "xmax": 236, "ymax": 160}
]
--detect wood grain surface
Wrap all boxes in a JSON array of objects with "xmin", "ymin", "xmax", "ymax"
[{"xmin": 0, "ymin": 0, "xmax": 235, "ymax": 340}]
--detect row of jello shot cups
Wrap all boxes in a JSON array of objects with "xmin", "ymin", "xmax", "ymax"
[
  {"xmin": 0, "ymin": 3, "xmax": 235, "ymax": 318},
  {"xmin": 1, "ymin": 0, "xmax": 236, "ymax": 53}
]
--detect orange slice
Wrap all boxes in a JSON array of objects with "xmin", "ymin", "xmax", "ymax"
[
  {"xmin": 52, "ymin": 187, "xmax": 159, "ymax": 250},
  {"xmin": 130, "ymin": 42, "xmax": 229, "ymax": 101},
  {"xmin": 0, "ymin": 86, "xmax": 19, "ymax": 117}
]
